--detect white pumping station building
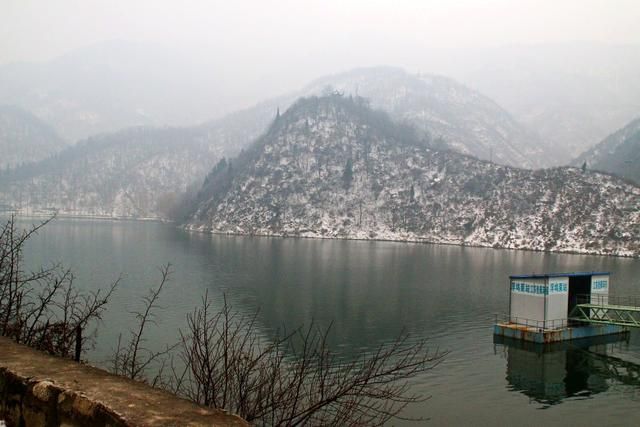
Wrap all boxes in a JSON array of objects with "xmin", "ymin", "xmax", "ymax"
[{"xmin": 494, "ymin": 271, "xmax": 633, "ymax": 343}]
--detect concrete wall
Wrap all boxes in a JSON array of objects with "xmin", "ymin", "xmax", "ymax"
[
  {"xmin": 591, "ymin": 274, "xmax": 610, "ymax": 304},
  {"xmin": 0, "ymin": 337, "xmax": 248, "ymax": 427},
  {"xmin": 510, "ymin": 277, "xmax": 547, "ymax": 322},
  {"xmin": 546, "ymin": 277, "xmax": 569, "ymax": 321}
]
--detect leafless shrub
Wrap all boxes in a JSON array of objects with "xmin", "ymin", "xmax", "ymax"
[
  {"xmin": 0, "ymin": 214, "xmax": 118, "ymax": 359},
  {"xmin": 2, "ymin": 214, "xmax": 443, "ymax": 423},
  {"xmin": 170, "ymin": 292, "xmax": 445, "ymax": 426},
  {"xmin": 111, "ymin": 263, "xmax": 177, "ymax": 385}
]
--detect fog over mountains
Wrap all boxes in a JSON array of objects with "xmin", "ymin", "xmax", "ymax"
[
  {"xmin": 0, "ymin": 65, "xmax": 562, "ymax": 218},
  {"xmin": 204, "ymin": 66, "xmax": 554, "ymax": 168},
  {"xmin": 0, "ymin": 41, "xmax": 248, "ymax": 143},
  {"xmin": 427, "ymin": 43, "xmax": 640, "ymax": 160},
  {"xmin": 305, "ymin": 68, "xmax": 552, "ymax": 167},
  {"xmin": 1, "ymin": 41, "xmax": 639, "ymax": 256},
  {"xmin": 1, "ymin": 40, "xmax": 639, "ymax": 162},
  {"xmin": 0, "ymin": 105, "xmax": 65, "ymax": 169},
  {"xmin": 573, "ymin": 117, "xmax": 640, "ymax": 185}
]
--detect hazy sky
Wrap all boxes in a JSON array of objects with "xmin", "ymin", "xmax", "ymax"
[{"xmin": 2, "ymin": 0, "xmax": 640, "ymax": 65}]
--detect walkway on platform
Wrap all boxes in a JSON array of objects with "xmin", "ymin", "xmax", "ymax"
[{"xmin": 570, "ymin": 295, "xmax": 640, "ymax": 328}]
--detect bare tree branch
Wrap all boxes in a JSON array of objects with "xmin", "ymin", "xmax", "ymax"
[
  {"xmin": 0, "ymin": 215, "xmax": 119, "ymax": 360},
  {"xmin": 110, "ymin": 263, "xmax": 177, "ymax": 383},
  {"xmin": 171, "ymin": 294, "xmax": 445, "ymax": 425}
]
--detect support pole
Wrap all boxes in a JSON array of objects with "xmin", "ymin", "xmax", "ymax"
[{"xmin": 75, "ymin": 325, "xmax": 82, "ymax": 362}]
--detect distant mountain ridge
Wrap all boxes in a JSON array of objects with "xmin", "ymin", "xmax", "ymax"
[
  {"xmin": 304, "ymin": 67, "xmax": 557, "ymax": 167},
  {"xmin": 187, "ymin": 95, "xmax": 640, "ymax": 257},
  {"xmin": 0, "ymin": 126, "xmax": 224, "ymax": 218},
  {"xmin": 414, "ymin": 43, "xmax": 640, "ymax": 162},
  {"xmin": 3, "ymin": 41, "xmax": 638, "ymax": 162},
  {"xmin": 572, "ymin": 118, "xmax": 640, "ymax": 185},
  {"xmin": 203, "ymin": 67, "xmax": 554, "ymax": 168},
  {"xmin": 0, "ymin": 41, "xmax": 245, "ymax": 142},
  {"xmin": 0, "ymin": 105, "xmax": 65, "ymax": 169}
]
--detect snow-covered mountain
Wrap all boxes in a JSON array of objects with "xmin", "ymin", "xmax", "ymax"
[
  {"xmin": 187, "ymin": 95, "xmax": 640, "ymax": 257},
  {"xmin": 573, "ymin": 118, "xmax": 640, "ymax": 185},
  {"xmin": 304, "ymin": 67, "xmax": 557, "ymax": 167},
  {"xmin": 0, "ymin": 126, "xmax": 224, "ymax": 218},
  {"xmin": 0, "ymin": 105, "xmax": 65, "ymax": 169},
  {"xmin": 202, "ymin": 67, "xmax": 554, "ymax": 168},
  {"xmin": 433, "ymin": 43, "xmax": 640, "ymax": 162}
]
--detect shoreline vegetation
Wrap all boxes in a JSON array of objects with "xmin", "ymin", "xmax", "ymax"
[
  {"xmin": 186, "ymin": 226, "xmax": 640, "ymax": 259},
  {"xmin": 3, "ymin": 211, "xmax": 637, "ymax": 258}
]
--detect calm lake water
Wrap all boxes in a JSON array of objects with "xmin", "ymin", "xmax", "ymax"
[{"xmin": 20, "ymin": 218, "xmax": 640, "ymax": 426}]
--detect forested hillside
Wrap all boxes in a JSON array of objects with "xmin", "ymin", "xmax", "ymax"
[{"xmin": 187, "ymin": 95, "xmax": 640, "ymax": 257}]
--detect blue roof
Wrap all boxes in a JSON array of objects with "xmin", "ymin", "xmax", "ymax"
[{"xmin": 509, "ymin": 271, "xmax": 610, "ymax": 279}]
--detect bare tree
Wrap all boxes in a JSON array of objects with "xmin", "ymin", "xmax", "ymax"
[
  {"xmin": 0, "ymin": 215, "xmax": 118, "ymax": 360},
  {"xmin": 112, "ymin": 263, "xmax": 177, "ymax": 385},
  {"xmin": 169, "ymin": 293, "xmax": 445, "ymax": 426},
  {"xmin": 2, "ymin": 214, "xmax": 443, "ymax": 424}
]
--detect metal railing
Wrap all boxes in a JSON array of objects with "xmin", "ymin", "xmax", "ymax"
[
  {"xmin": 570, "ymin": 294, "xmax": 640, "ymax": 328},
  {"xmin": 494, "ymin": 313, "xmax": 569, "ymax": 331},
  {"xmin": 575, "ymin": 294, "xmax": 640, "ymax": 308},
  {"xmin": 496, "ymin": 295, "xmax": 640, "ymax": 331}
]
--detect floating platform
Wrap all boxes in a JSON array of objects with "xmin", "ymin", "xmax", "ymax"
[
  {"xmin": 494, "ymin": 271, "xmax": 636, "ymax": 343},
  {"xmin": 493, "ymin": 329, "xmax": 630, "ymax": 352},
  {"xmin": 494, "ymin": 322, "xmax": 629, "ymax": 344}
]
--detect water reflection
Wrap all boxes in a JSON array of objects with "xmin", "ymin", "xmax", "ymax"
[
  {"xmin": 494, "ymin": 334, "xmax": 639, "ymax": 407},
  {"xmin": 16, "ymin": 219, "xmax": 640, "ymax": 425}
]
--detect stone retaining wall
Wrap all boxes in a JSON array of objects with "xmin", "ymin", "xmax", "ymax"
[{"xmin": 0, "ymin": 337, "xmax": 248, "ymax": 426}]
